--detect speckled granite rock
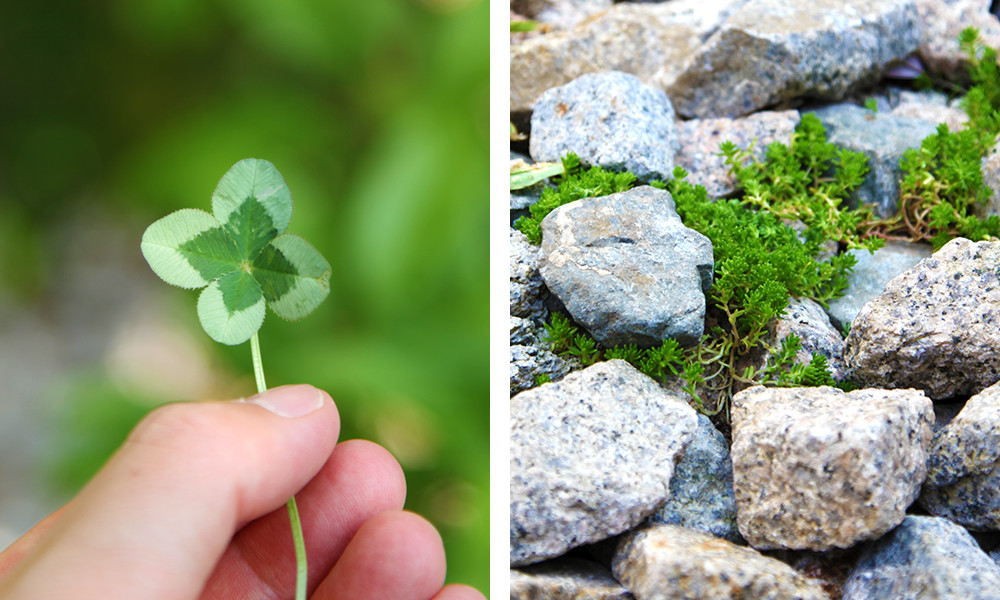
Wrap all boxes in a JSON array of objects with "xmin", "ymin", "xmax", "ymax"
[
  {"xmin": 529, "ymin": 72, "xmax": 678, "ymax": 182},
  {"xmin": 769, "ymin": 297, "xmax": 846, "ymax": 380},
  {"xmin": 675, "ymin": 109, "xmax": 799, "ymax": 198},
  {"xmin": 812, "ymin": 103, "xmax": 938, "ymax": 218},
  {"xmin": 539, "ymin": 186, "xmax": 714, "ymax": 348},
  {"xmin": 613, "ymin": 524, "xmax": 830, "ymax": 600},
  {"xmin": 825, "ymin": 241, "xmax": 933, "ymax": 330},
  {"xmin": 731, "ymin": 385, "xmax": 933, "ymax": 551},
  {"xmin": 890, "ymin": 101, "xmax": 968, "ymax": 131},
  {"xmin": 511, "ymin": 557, "xmax": 634, "ymax": 600},
  {"xmin": 510, "ymin": 343, "xmax": 576, "ymax": 396},
  {"xmin": 843, "ymin": 515, "xmax": 1000, "ymax": 599},
  {"xmin": 509, "ymin": 0, "xmax": 744, "ymax": 113},
  {"xmin": 511, "ymin": 360, "xmax": 699, "ymax": 566},
  {"xmin": 510, "ymin": 0, "xmax": 614, "ymax": 30},
  {"xmin": 979, "ymin": 132, "xmax": 1000, "ymax": 217},
  {"xmin": 646, "ymin": 413, "xmax": 741, "ymax": 543},
  {"xmin": 665, "ymin": 0, "xmax": 921, "ymax": 118},
  {"xmin": 915, "ymin": 0, "xmax": 1000, "ymax": 78},
  {"xmin": 920, "ymin": 379, "xmax": 1000, "ymax": 530},
  {"xmin": 844, "ymin": 238, "xmax": 1000, "ymax": 400},
  {"xmin": 511, "ymin": 228, "xmax": 547, "ymax": 320}
]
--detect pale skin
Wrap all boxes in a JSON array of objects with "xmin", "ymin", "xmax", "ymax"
[{"xmin": 0, "ymin": 384, "xmax": 486, "ymax": 600}]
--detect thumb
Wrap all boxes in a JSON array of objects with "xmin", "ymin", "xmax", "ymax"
[{"xmin": 0, "ymin": 384, "xmax": 339, "ymax": 600}]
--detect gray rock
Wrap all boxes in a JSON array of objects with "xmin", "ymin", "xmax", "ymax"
[
  {"xmin": 511, "ymin": 557, "xmax": 634, "ymax": 600},
  {"xmin": 511, "ymin": 228, "xmax": 547, "ymax": 320},
  {"xmin": 920, "ymin": 380, "xmax": 1000, "ymax": 530},
  {"xmin": 646, "ymin": 414, "xmax": 741, "ymax": 543},
  {"xmin": 529, "ymin": 72, "xmax": 678, "ymax": 182},
  {"xmin": 843, "ymin": 515, "xmax": 1000, "ymax": 600},
  {"xmin": 770, "ymin": 297, "xmax": 846, "ymax": 380},
  {"xmin": 812, "ymin": 104, "xmax": 938, "ymax": 218},
  {"xmin": 510, "ymin": 343, "xmax": 576, "ymax": 396},
  {"xmin": 915, "ymin": 0, "xmax": 1000, "ymax": 78},
  {"xmin": 843, "ymin": 238, "xmax": 1000, "ymax": 400},
  {"xmin": 675, "ymin": 109, "xmax": 800, "ymax": 198},
  {"xmin": 613, "ymin": 524, "xmax": 830, "ymax": 600},
  {"xmin": 890, "ymin": 101, "xmax": 968, "ymax": 132},
  {"xmin": 510, "ymin": 360, "xmax": 699, "ymax": 565},
  {"xmin": 731, "ymin": 385, "xmax": 933, "ymax": 550},
  {"xmin": 539, "ymin": 186, "xmax": 714, "ymax": 348},
  {"xmin": 979, "ymin": 133, "xmax": 1000, "ymax": 218},
  {"xmin": 510, "ymin": 0, "xmax": 614, "ymax": 30},
  {"xmin": 509, "ymin": 0, "xmax": 744, "ymax": 113},
  {"xmin": 826, "ymin": 240, "xmax": 933, "ymax": 330},
  {"xmin": 665, "ymin": 0, "xmax": 921, "ymax": 118}
]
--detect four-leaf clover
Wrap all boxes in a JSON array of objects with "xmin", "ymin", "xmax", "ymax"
[{"xmin": 141, "ymin": 158, "xmax": 331, "ymax": 345}]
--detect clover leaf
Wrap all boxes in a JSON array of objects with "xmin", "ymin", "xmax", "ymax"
[{"xmin": 141, "ymin": 158, "xmax": 331, "ymax": 345}]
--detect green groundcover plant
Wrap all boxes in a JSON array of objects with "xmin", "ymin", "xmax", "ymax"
[
  {"xmin": 141, "ymin": 158, "xmax": 331, "ymax": 600},
  {"xmin": 514, "ymin": 27, "xmax": 1000, "ymax": 424}
]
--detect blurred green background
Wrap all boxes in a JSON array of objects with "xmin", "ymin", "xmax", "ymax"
[{"xmin": 0, "ymin": 0, "xmax": 487, "ymax": 593}]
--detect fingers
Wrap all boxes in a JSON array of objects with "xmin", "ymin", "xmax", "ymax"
[
  {"xmin": 201, "ymin": 439, "xmax": 407, "ymax": 598},
  {"xmin": 0, "ymin": 385, "xmax": 339, "ymax": 600},
  {"xmin": 431, "ymin": 584, "xmax": 489, "ymax": 600},
  {"xmin": 311, "ymin": 510, "xmax": 447, "ymax": 600}
]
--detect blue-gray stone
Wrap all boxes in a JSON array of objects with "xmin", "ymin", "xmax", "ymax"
[
  {"xmin": 510, "ymin": 360, "xmax": 699, "ymax": 566},
  {"xmin": 843, "ymin": 515, "xmax": 1000, "ymax": 600},
  {"xmin": 530, "ymin": 71, "xmax": 677, "ymax": 182},
  {"xmin": 825, "ymin": 240, "xmax": 932, "ymax": 330},
  {"xmin": 539, "ymin": 186, "xmax": 714, "ymax": 348},
  {"xmin": 647, "ymin": 413, "xmax": 742, "ymax": 543},
  {"xmin": 812, "ymin": 103, "xmax": 938, "ymax": 218}
]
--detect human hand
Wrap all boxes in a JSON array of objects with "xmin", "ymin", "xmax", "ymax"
[{"xmin": 0, "ymin": 384, "xmax": 485, "ymax": 600}]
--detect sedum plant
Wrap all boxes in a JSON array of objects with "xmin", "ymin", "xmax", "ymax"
[{"xmin": 141, "ymin": 158, "xmax": 331, "ymax": 600}]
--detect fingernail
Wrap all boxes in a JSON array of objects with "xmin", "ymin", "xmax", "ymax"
[{"xmin": 246, "ymin": 385, "xmax": 326, "ymax": 418}]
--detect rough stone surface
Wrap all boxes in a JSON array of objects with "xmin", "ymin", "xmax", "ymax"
[
  {"xmin": 731, "ymin": 385, "xmax": 934, "ymax": 551},
  {"xmin": 539, "ymin": 186, "xmax": 714, "ymax": 348},
  {"xmin": 510, "ymin": 360, "xmax": 699, "ymax": 566},
  {"xmin": 770, "ymin": 297, "xmax": 846, "ymax": 380},
  {"xmin": 890, "ymin": 101, "xmax": 968, "ymax": 132},
  {"xmin": 843, "ymin": 238, "xmax": 1000, "ymax": 400},
  {"xmin": 915, "ymin": 0, "xmax": 1000, "ymax": 78},
  {"xmin": 510, "ymin": 0, "xmax": 614, "ymax": 30},
  {"xmin": 613, "ymin": 524, "xmax": 831, "ymax": 600},
  {"xmin": 812, "ymin": 103, "xmax": 938, "ymax": 218},
  {"xmin": 511, "ymin": 228, "xmax": 547, "ymax": 320},
  {"xmin": 980, "ymin": 133, "xmax": 1000, "ymax": 217},
  {"xmin": 511, "ymin": 557, "xmax": 634, "ymax": 600},
  {"xmin": 919, "ymin": 379, "xmax": 1000, "ymax": 530},
  {"xmin": 510, "ymin": 343, "xmax": 576, "ymax": 396},
  {"xmin": 843, "ymin": 515, "xmax": 1000, "ymax": 600},
  {"xmin": 825, "ymin": 241, "xmax": 933, "ymax": 330},
  {"xmin": 509, "ymin": 0, "xmax": 744, "ymax": 113},
  {"xmin": 646, "ymin": 414, "xmax": 741, "ymax": 543},
  {"xmin": 529, "ymin": 72, "xmax": 678, "ymax": 182},
  {"xmin": 665, "ymin": 0, "xmax": 921, "ymax": 118},
  {"xmin": 675, "ymin": 109, "xmax": 800, "ymax": 198}
]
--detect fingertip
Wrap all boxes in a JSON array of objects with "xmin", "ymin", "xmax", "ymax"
[{"xmin": 432, "ymin": 583, "xmax": 489, "ymax": 600}]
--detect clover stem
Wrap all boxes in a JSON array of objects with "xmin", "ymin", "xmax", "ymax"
[{"xmin": 250, "ymin": 333, "xmax": 308, "ymax": 600}]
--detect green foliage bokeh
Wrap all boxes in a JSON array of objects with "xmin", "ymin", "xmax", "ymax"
[{"xmin": 0, "ymin": 0, "xmax": 487, "ymax": 592}]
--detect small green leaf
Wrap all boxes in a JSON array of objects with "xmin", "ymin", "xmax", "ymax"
[
  {"xmin": 141, "ymin": 209, "xmax": 231, "ymax": 289},
  {"xmin": 212, "ymin": 158, "xmax": 292, "ymax": 239},
  {"xmin": 510, "ymin": 161, "xmax": 564, "ymax": 190},
  {"xmin": 197, "ymin": 270, "xmax": 266, "ymax": 345},
  {"xmin": 255, "ymin": 234, "xmax": 332, "ymax": 321}
]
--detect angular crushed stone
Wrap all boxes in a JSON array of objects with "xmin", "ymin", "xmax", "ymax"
[
  {"xmin": 510, "ymin": 360, "xmax": 699, "ymax": 566},
  {"xmin": 731, "ymin": 385, "xmax": 933, "ymax": 550}
]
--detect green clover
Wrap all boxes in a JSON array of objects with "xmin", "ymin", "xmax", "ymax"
[{"xmin": 141, "ymin": 158, "xmax": 331, "ymax": 345}]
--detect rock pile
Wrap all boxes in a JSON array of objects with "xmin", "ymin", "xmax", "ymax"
[{"xmin": 509, "ymin": 1, "xmax": 1000, "ymax": 597}]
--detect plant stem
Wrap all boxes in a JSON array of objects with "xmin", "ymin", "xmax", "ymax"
[{"xmin": 250, "ymin": 333, "xmax": 308, "ymax": 600}]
